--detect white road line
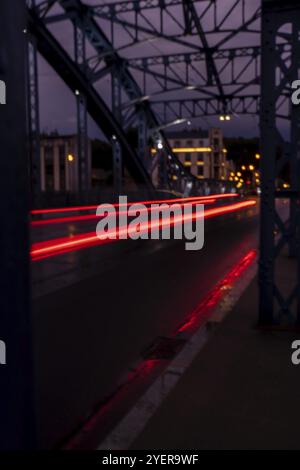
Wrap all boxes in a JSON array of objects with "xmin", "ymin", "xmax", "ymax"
[{"xmin": 98, "ymin": 257, "xmax": 257, "ymax": 450}]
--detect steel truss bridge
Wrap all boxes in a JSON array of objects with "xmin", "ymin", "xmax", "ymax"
[
  {"xmin": 27, "ymin": 0, "xmax": 266, "ymax": 197},
  {"xmin": 0, "ymin": 0, "xmax": 300, "ymax": 450},
  {"xmin": 24, "ymin": 0, "xmax": 300, "ymax": 326}
]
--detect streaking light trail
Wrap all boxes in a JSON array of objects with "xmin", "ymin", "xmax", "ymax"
[
  {"xmin": 31, "ymin": 193, "xmax": 238, "ymax": 216},
  {"xmin": 176, "ymin": 248, "xmax": 257, "ymax": 333},
  {"xmin": 31, "ymin": 200, "xmax": 256, "ymax": 262},
  {"xmin": 64, "ymin": 246, "xmax": 257, "ymax": 450},
  {"xmin": 31, "ymin": 199, "xmax": 217, "ymax": 227}
]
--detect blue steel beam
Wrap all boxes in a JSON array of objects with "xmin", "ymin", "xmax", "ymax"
[{"xmin": 0, "ymin": 0, "xmax": 36, "ymax": 450}]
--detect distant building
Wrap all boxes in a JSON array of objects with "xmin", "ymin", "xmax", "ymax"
[
  {"xmin": 166, "ymin": 128, "xmax": 234, "ymax": 180},
  {"xmin": 40, "ymin": 134, "xmax": 91, "ymax": 191}
]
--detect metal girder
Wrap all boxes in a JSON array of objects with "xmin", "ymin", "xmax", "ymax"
[
  {"xmin": 151, "ymin": 95, "xmax": 261, "ymax": 122},
  {"xmin": 94, "ymin": 0, "xmax": 205, "ymax": 14},
  {"xmin": 0, "ymin": 0, "xmax": 36, "ymax": 450},
  {"xmin": 90, "ymin": 0, "xmax": 261, "ymax": 51},
  {"xmin": 126, "ymin": 48, "xmax": 261, "ymax": 96},
  {"xmin": 137, "ymin": 109, "xmax": 149, "ymax": 169},
  {"xmin": 35, "ymin": 0, "xmax": 58, "ymax": 17},
  {"xmin": 29, "ymin": 0, "xmax": 262, "ymax": 194},
  {"xmin": 55, "ymin": 0, "xmax": 198, "ymax": 190},
  {"xmin": 127, "ymin": 45, "xmax": 263, "ymax": 68},
  {"xmin": 112, "ymin": 136, "xmax": 123, "ymax": 194},
  {"xmin": 182, "ymin": 0, "xmax": 226, "ymax": 108},
  {"xmin": 74, "ymin": 19, "xmax": 89, "ymax": 191},
  {"xmin": 259, "ymin": 0, "xmax": 300, "ymax": 326},
  {"xmin": 150, "ymin": 93, "xmax": 293, "ymax": 124},
  {"xmin": 111, "ymin": 67, "xmax": 123, "ymax": 123},
  {"xmin": 27, "ymin": 7, "xmax": 153, "ymax": 188},
  {"xmin": 126, "ymin": 45, "xmax": 262, "ymax": 92},
  {"xmin": 26, "ymin": 35, "xmax": 41, "ymax": 198}
]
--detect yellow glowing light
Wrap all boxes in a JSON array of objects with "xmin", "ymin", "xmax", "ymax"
[
  {"xmin": 197, "ymin": 161, "xmax": 204, "ymax": 166},
  {"xmin": 237, "ymin": 172, "xmax": 242, "ymax": 177},
  {"xmin": 241, "ymin": 165, "xmax": 246, "ymax": 171},
  {"xmin": 283, "ymin": 183, "xmax": 290, "ymax": 189},
  {"xmin": 234, "ymin": 176, "xmax": 239, "ymax": 181},
  {"xmin": 183, "ymin": 161, "xmax": 192, "ymax": 167},
  {"xmin": 223, "ymin": 148, "xmax": 228, "ymax": 154},
  {"xmin": 255, "ymin": 179, "xmax": 260, "ymax": 184},
  {"xmin": 255, "ymin": 153, "xmax": 261, "ymax": 160},
  {"xmin": 230, "ymin": 172, "xmax": 235, "ymax": 177},
  {"xmin": 172, "ymin": 175, "xmax": 178, "ymax": 181},
  {"xmin": 172, "ymin": 147, "xmax": 212, "ymax": 153},
  {"xmin": 249, "ymin": 165, "xmax": 254, "ymax": 171},
  {"xmin": 67, "ymin": 154, "xmax": 74, "ymax": 162}
]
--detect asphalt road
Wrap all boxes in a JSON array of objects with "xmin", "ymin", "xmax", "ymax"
[{"xmin": 32, "ymin": 201, "xmax": 265, "ymax": 448}]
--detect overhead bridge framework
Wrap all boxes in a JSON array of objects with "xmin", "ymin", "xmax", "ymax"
[
  {"xmin": 27, "ymin": 4, "xmax": 153, "ymax": 192},
  {"xmin": 25, "ymin": 0, "xmax": 300, "ymax": 326},
  {"xmin": 27, "ymin": 0, "xmax": 265, "ymax": 200}
]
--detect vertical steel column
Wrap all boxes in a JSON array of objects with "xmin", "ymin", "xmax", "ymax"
[
  {"xmin": 138, "ymin": 109, "xmax": 148, "ymax": 169},
  {"xmin": 289, "ymin": 22, "xmax": 300, "ymax": 258},
  {"xmin": 26, "ymin": 35, "xmax": 41, "ymax": 201},
  {"xmin": 112, "ymin": 136, "xmax": 122, "ymax": 194},
  {"xmin": 111, "ymin": 68, "xmax": 122, "ymax": 124},
  {"xmin": 158, "ymin": 149, "xmax": 168, "ymax": 189},
  {"xmin": 0, "ymin": 0, "xmax": 36, "ymax": 449},
  {"xmin": 74, "ymin": 21, "xmax": 89, "ymax": 192},
  {"xmin": 111, "ymin": 69, "xmax": 123, "ymax": 194},
  {"xmin": 259, "ymin": 0, "xmax": 277, "ymax": 325},
  {"xmin": 290, "ymin": 21, "xmax": 300, "ymax": 323},
  {"xmin": 259, "ymin": 0, "xmax": 300, "ymax": 326}
]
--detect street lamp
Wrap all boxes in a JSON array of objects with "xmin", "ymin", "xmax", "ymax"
[{"xmin": 219, "ymin": 114, "xmax": 231, "ymax": 121}]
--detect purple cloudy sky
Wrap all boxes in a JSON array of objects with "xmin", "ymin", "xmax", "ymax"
[{"xmin": 37, "ymin": 0, "xmax": 281, "ymax": 141}]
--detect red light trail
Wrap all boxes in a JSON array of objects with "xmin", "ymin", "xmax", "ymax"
[
  {"xmin": 64, "ymin": 246, "xmax": 257, "ymax": 450},
  {"xmin": 176, "ymin": 248, "xmax": 257, "ymax": 333},
  {"xmin": 31, "ymin": 198, "xmax": 217, "ymax": 227},
  {"xmin": 31, "ymin": 193, "xmax": 238, "ymax": 217},
  {"xmin": 31, "ymin": 199, "xmax": 256, "ymax": 262}
]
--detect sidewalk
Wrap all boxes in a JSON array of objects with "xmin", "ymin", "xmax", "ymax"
[{"xmin": 131, "ymin": 252, "xmax": 300, "ymax": 450}]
